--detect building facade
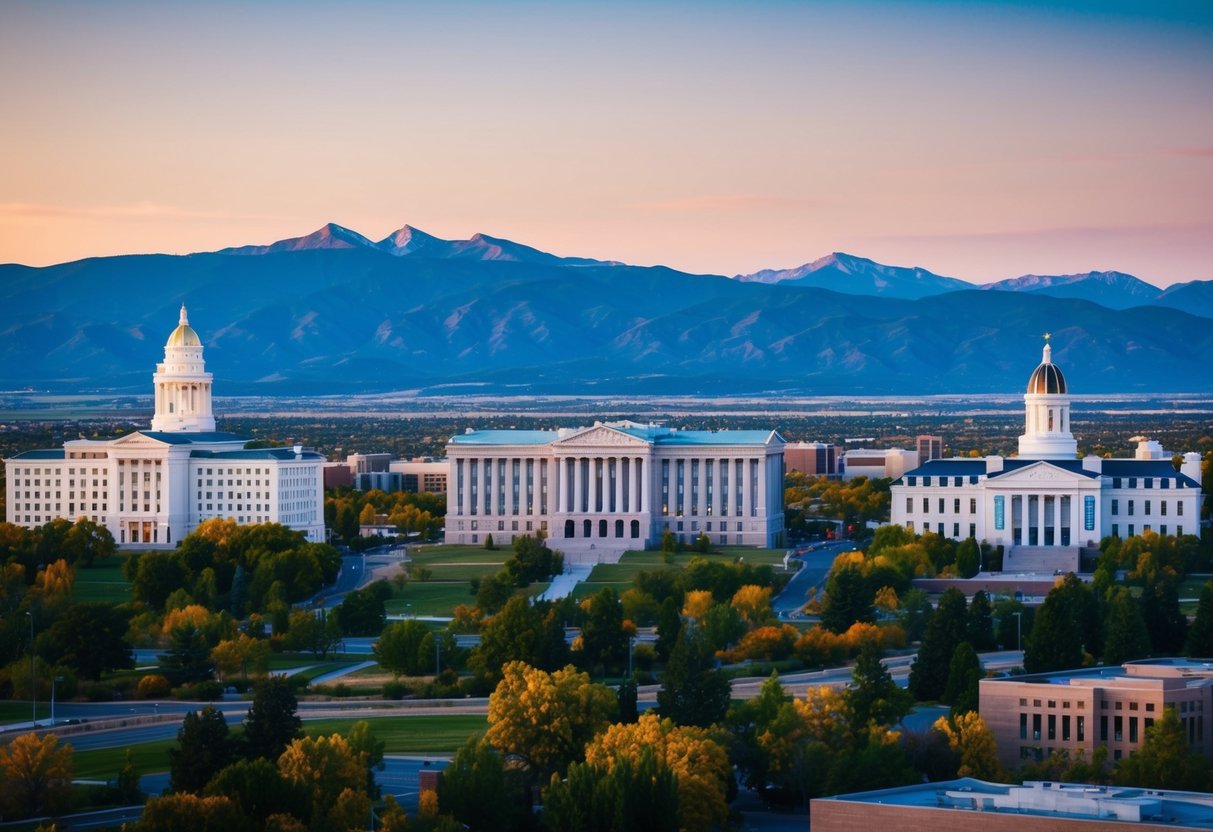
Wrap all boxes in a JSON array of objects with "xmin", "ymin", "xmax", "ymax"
[
  {"xmin": 841, "ymin": 447, "xmax": 918, "ymax": 481},
  {"xmin": 980, "ymin": 659, "xmax": 1213, "ymax": 770},
  {"xmin": 4, "ymin": 306, "xmax": 326, "ymax": 545},
  {"xmin": 890, "ymin": 339, "xmax": 1202, "ymax": 570},
  {"xmin": 444, "ymin": 421, "xmax": 785, "ymax": 559},
  {"xmin": 785, "ymin": 441, "xmax": 840, "ymax": 477}
]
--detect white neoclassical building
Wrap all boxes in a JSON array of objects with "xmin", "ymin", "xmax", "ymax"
[
  {"xmin": 445, "ymin": 421, "xmax": 785, "ymax": 560},
  {"xmin": 890, "ymin": 338, "xmax": 1203, "ymax": 572},
  {"xmin": 4, "ymin": 306, "xmax": 326, "ymax": 545}
]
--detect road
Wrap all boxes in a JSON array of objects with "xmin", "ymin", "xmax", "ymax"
[{"xmin": 772, "ymin": 540, "xmax": 858, "ymax": 616}]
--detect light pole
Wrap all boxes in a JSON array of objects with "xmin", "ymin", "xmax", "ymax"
[
  {"xmin": 26, "ymin": 611, "xmax": 35, "ymax": 727},
  {"xmin": 1012, "ymin": 611, "xmax": 1022, "ymax": 653}
]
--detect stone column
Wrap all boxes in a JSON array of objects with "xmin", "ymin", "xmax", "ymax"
[
  {"xmin": 614, "ymin": 458, "xmax": 623, "ymax": 513},
  {"xmin": 553, "ymin": 456, "xmax": 563, "ymax": 514},
  {"xmin": 460, "ymin": 459, "xmax": 471, "ymax": 516},
  {"xmin": 479, "ymin": 456, "xmax": 489, "ymax": 516},
  {"xmin": 632, "ymin": 457, "xmax": 642, "ymax": 513},
  {"xmin": 574, "ymin": 458, "xmax": 584, "ymax": 515},
  {"xmin": 694, "ymin": 458, "xmax": 705, "ymax": 517},
  {"xmin": 589, "ymin": 457, "xmax": 599, "ymax": 514},
  {"xmin": 505, "ymin": 458, "xmax": 515, "ymax": 517},
  {"xmin": 738, "ymin": 459, "xmax": 748, "ymax": 522},
  {"xmin": 757, "ymin": 455, "xmax": 768, "ymax": 522}
]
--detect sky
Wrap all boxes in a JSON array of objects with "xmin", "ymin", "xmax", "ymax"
[{"xmin": 1, "ymin": 0, "xmax": 1210, "ymax": 285}]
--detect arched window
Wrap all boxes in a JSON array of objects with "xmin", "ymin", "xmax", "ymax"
[
  {"xmin": 565, "ymin": 519, "xmax": 575, "ymax": 538},
  {"xmin": 615, "ymin": 519, "xmax": 624, "ymax": 538},
  {"xmin": 598, "ymin": 519, "xmax": 608, "ymax": 537},
  {"xmin": 583, "ymin": 519, "xmax": 592, "ymax": 538},
  {"xmin": 631, "ymin": 520, "xmax": 641, "ymax": 538}
]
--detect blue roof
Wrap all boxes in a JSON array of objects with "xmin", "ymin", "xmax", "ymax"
[
  {"xmin": 1101, "ymin": 459, "xmax": 1200, "ymax": 487},
  {"xmin": 901, "ymin": 459, "xmax": 987, "ymax": 478},
  {"xmin": 191, "ymin": 449, "xmax": 325, "ymax": 461},
  {"xmin": 138, "ymin": 431, "xmax": 247, "ymax": 445},
  {"xmin": 8, "ymin": 449, "xmax": 66, "ymax": 460},
  {"xmin": 449, "ymin": 430, "xmax": 558, "ymax": 446},
  {"xmin": 450, "ymin": 427, "xmax": 781, "ymax": 448},
  {"xmin": 990, "ymin": 459, "xmax": 1100, "ymax": 479}
]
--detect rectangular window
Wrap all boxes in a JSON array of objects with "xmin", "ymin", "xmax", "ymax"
[
  {"xmin": 1032, "ymin": 714, "xmax": 1041, "ymax": 741},
  {"xmin": 923, "ymin": 497, "xmax": 929, "ymax": 513},
  {"xmin": 1145, "ymin": 499, "xmax": 1152, "ymax": 516},
  {"xmin": 1178, "ymin": 502, "xmax": 1184, "ymax": 516},
  {"xmin": 1128, "ymin": 500, "xmax": 1135, "ymax": 516},
  {"xmin": 1145, "ymin": 477, "xmax": 1153, "ymax": 489},
  {"xmin": 969, "ymin": 498, "xmax": 976, "ymax": 513},
  {"xmin": 1114, "ymin": 716, "xmax": 1123, "ymax": 742},
  {"xmin": 938, "ymin": 498, "xmax": 944, "ymax": 513},
  {"xmin": 1100, "ymin": 715, "xmax": 1108, "ymax": 741},
  {"xmin": 953, "ymin": 523, "xmax": 960, "ymax": 537},
  {"xmin": 994, "ymin": 495, "xmax": 1005, "ymax": 530},
  {"xmin": 1077, "ymin": 716, "xmax": 1085, "ymax": 741},
  {"xmin": 954, "ymin": 498, "xmax": 960, "ymax": 514},
  {"xmin": 1048, "ymin": 714, "xmax": 1056, "ymax": 741},
  {"xmin": 906, "ymin": 497, "xmax": 913, "ymax": 514},
  {"xmin": 1161, "ymin": 501, "xmax": 1167, "ymax": 516},
  {"xmin": 1020, "ymin": 713, "xmax": 1028, "ymax": 740},
  {"xmin": 1085, "ymin": 495, "xmax": 1096, "ymax": 531},
  {"xmin": 1130, "ymin": 717, "xmax": 1138, "ymax": 743},
  {"xmin": 1062, "ymin": 715, "xmax": 1071, "ymax": 741}
]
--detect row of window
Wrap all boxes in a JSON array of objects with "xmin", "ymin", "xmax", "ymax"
[
  {"xmin": 1110, "ymin": 523, "xmax": 1184, "ymax": 538},
  {"xmin": 904, "ymin": 521, "xmax": 976, "ymax": 539},
  {"xmin": 903, "ymin": 475, "xmax": 980, "ymax": 487},
  {"xmin": 1111, "ymin": 498, "xmax": 1183, "ymax": 516},
  {"xmin": 1111, "ymin": 476, "xmax": 1185, "ymax": 489},
  {"xmin": 907, "ymin": 497, "xmax": 977, "ymax": 515}
]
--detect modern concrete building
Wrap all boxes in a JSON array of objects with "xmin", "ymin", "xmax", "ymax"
[
  {"xmin": 444, "ymin": 421, "xmax": 785, "ymax": 560},
  {"xmin": 840, "ymin": 447, "xmax": 918, "ymax": 481},
  {"xmin": 917, "ymin": 434, "xmax": 944, "ymax": 463},
  {"xmin": 890, "ymin": 338, "xmax": 1202, "ymax": 572},
  {"xmin": 4, "ymin": 306, "xmax": 326, "ymax": 544},
  {"xmin": 389, "ymin": 458, "xmax": 449, "ymax": 494},
  {"xmin": 785, "ymin": 441, "xmax": 841, "ymax": 477},
  {"xmin": 813, "ymin": 777, "xmax": 1213, "ymax": 831},
  {"xmin": 979, "ymin": 659, "xmax": 1213, "ymax": 770}
]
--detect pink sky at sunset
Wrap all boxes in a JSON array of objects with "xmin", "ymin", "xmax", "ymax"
[{"xmin": 0, "ymin": 1, "xmax": 1209, "ymax": 285}]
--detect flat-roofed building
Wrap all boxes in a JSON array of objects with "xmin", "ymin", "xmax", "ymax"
[
  {"xmin": 980, "ymin": 658, "xmax": 1213, "ymax": 770},
  {"xmin": 390, "ymin": 459, "xmax": 449, "ymax": 494},
  {"xmin": 813, "ymin": 777, "xmax": 1213, "ymax": 831},
  {"xmin": 841, "ymin": 448, "xmax": 917, "ymax": 481},
  {"xmin": 445, "ymin": 421, "xmax": 785, "ymax": 560},
  {"xmin": 785, "ymin": 441, "xmax": 840, "ymax": 476}
]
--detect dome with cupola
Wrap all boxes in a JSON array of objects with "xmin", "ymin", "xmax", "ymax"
[
  {"xmin": 166, "ymin": 304, "xmax": 201, "ymax": 348},
  {"xmin": 1027, "ymin": 336, "xmax": 1067, "ymax": 395}
]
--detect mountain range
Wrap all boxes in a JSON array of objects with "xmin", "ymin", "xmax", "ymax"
[{"xmin": 1, "ymin": 223, "xmax": 1210, "ymax": 396}]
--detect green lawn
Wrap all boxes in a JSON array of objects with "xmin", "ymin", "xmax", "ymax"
[
  {"xmin": 0, "ymin": 701, "xmax": 48, "ymax": 724},
  {"xmin": 74, "ymin": 739, "xmax": 176, "ymax": 780},
  {"xmin": 584, "ymin": 546, "xmax": 787, "ymax": 586},
  {"xmin": 302, "ymin": 714, "xmax": 487, "ymax": 752},
  {"xmin": 386, "ymin": 582, "xmax": 479, "ymax": 617},
  {"xmin": 408, "ymin": 544, "xmax": 510, "ymax": 566},
  {"xmin": 72, "ymin": 555, "xmax": 133, "ymax": 603}
]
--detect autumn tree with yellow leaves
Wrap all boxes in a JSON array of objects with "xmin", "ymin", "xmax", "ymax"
[
  {"xmin": 932, "ymin": 711, "xmax": 1006, "ymax": 781},
  {"xmin": 0, "ymin": 733, "xmax": 74, "ymax": 818},
  {"xmin": 583, "ymin": 714, "xmax": 731, "ymax": 832},
  {"xmin": 485, "ymin": 661, "xmax": 617, "ymax": 783}
]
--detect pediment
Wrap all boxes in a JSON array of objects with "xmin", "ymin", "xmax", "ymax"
[
  {"xmin": 553, "ymin": 425, "xmax": 650, "ymax": 449},
  {"xmin": 991, "ymin": 461, "xmax": 1097, "ymax": 486},
  {"xmin": 111, "ymin": 432, "xmax": 171, "ymax": 448}
]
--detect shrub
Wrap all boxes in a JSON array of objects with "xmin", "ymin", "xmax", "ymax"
[
  {"xmin": 137, "ymin": 674, "xmax": 172, "ymax": 699},
  {"xmin": 383, "ymin": 680, "xmax": 409, "ymax": 700}
]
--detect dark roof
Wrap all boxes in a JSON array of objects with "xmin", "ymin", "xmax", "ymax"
[
  {"xmin": 138, "ymin": 431, "xmax": 247, "ymax": 445},
  {"xmin": 901, "ymin": 459, "xmax": 988, "ymax": 479},
  {"xmin": 1102, "ymin": 459, "xmax": 1200, "ymax": 488},
  {"xmin": 7, "ymin": 449, "xmax": 66, "ymax": 460},
  {"xmin": 190, "ymin": 448, "xmax": 325, "ymax": 461},
  {"xmin": 1027, "ymin": 361, "xmax": 1067, "ymax": 394}
]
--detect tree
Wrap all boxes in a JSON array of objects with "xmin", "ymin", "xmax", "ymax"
[
  {"xmin": 438, "ymin": 738, "xmax": 531, "ymax": 832},
  {"xmin": 731, "ymin": 584, "xmax": 774, "ymax": 628},
  {"xmin": 848, "ymin": 641, "xmax": 912, "ymax": 729},
  {"xmin": 160, "ymin": 623, "xmax": 214, "ymax": 686},
  {"xmin": 898, "ymin": 588, "xmax": 933, "ymax": 643},
  {"xmin": 484, "ymin": 533, "xmax": 496, "ymax": 550},
  {"xmin": 657, "ymin": 627, "xmax": 731, "ymax": 728},
  {"xmin": 908, "ymin": 587, "xmax": 967, "ymax": 701},
  {"xmin": 1102, "ymin": 586, "xmax": 1151, "ymax": 666},
  {"xmin": 485, "ymin": 662, "xmax": 617, "ymax": 783},
  {"xmin": 132, "ymin": 550, "xmax": 189, "ymax": 611},
  {"xmin": 1186, "ymin": 581, "xmax": 1213, "ymax": 657},
  {"xmin": 375, "ymin": 619, "xmax": 433, "ymax": 677},
  {"xmin": 278, "ymin": 733, "xmax": 370, "ymax": 831},
  {"xmin": 117, "ymin": 747, "xmax": 143, "ymax": 804},
  {"xmin": 0, "ymin": 732, "xmax": 74, "ymax": 818},
  {"xmin": 210, "ymin": 634, "xmax": 271, "ymax": 683},
  {"xmin": 243, "ymin": 675, "xmax": 302, "ymax": 761},
  {"xmin": 954, "ymin": 538, "xmax": 980, "ymax": 578},
  {"xmin": 169, "ymin": 705, "xmax": 233, "ymax": 794},
  {"xmin": 584, "ymin": 713, "xmax": 730, "ymax": 832},
  {"xmin": 1024, "ymin": 574, "xmax": 1098, "ymax": 673},
  {"xmin": 965, "ymin": 590, "xmax": 996, "ymax": 652},
  {"xmin": 137, "ymin": 793, "xmax": 246, "ymax": 832},
  {"xmin": 580, "ymin": 587, "xmax": 629, "ymax": 674},
  {"xmin": 335, "ymin": 580, "xmax": 390, "ymax": 635},
  {"xmin": 62, "ymin": 517, "xmax": 117, "ymax": 567},
  {"xmin": 656, "ymin": 596, "xmax": 682, "ymax": 662},
  {"xmin": 543, "ymin": 749, "xmax": 680, "ymax": 832},
  {"xmin": 283, "ymin": 609, "xmax": 340, "ymax": 658},
  {"xmin": 41, "ymin": 601, "xmax": 133, "ymax": 680},
  {"xmin": 1114, "ymin": 706, "xmax": 1209, "ymax": 790},
  {"xmin": 504, "ymin": 534, "xmax": 562, "ymax": 584},
  {"xmin": 1139, "ymin": 578, "xmax": 1188, "ymax": 656},
  {"xmin": 820, "ymin": 564, "xmax": 873, "ymax": 634},
  {"xmin": 474, "ymin": 596, "xmax": 569, "ymax": 681},
  {"xmin": 474, "ymin": 570, "xmax": 515, "ymax": 616},
  {"xmin": 941, "ymin": 642, "xmax": 982, "ymax": 717},
  {"xmin": 932, "ymin": 712, "xmax": 1005, "ymax": 781},
  {"xmin": 204, "ymin": 758, "xmax": 307, "ymax": 829}
]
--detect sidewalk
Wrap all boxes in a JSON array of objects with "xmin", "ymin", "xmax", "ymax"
[{"xmin": 536, "ymin": 564, "xmax": 593, "ymax": 601}]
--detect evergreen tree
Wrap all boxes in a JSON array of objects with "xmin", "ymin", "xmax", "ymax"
[
  {"xmin": 243, "ymin": 675, "xmax": 302, "ymax": 761},
  {"xmin": 656, "ymin": 597, "xmax": 682, "ymax": 663},
  {"xmin": 1024, "ymin": 574, "xmax": 1099, "ymax": 673},
  {"xmin": 581, "ymin": 587, "xmax": 629, "ymax": 674},
  {"xmin": 169, "ymin": 705, "xmax": 232, "ymax": 794},
  {"xmin": 160, "ymin": 623, "xmax": 213, "ymax": 685},
  {"xmin": 657, "ymin": 627, "xmax": 730, "ymax": 728},
  {"xmin": 941, "ymin": 642, "xmax": 982, "ymax": 717},
  {"xmin": 848, "ymin": 641, "xmax": 912, "ymax": 729},
  {"xmin": 965, "ymin": 590, "xmax": 996, "ymax": 651},
  {"xmin": 1185, "ymin": 581, "xmax": 1213, "ymax": 657},
  {"xmin": 955, "ymin": 538, "xmax": 980, "ymax": 578},
  {"xmin": 439, "ymin": 738, "xmax": 531, "ymax": 832},
  {"xmin": 908, "ymin": 587, "xmax": 967, "ymax": 701},
  {"xmin": 820, "ymin": 564, "xmax": 874, "ymax": 634},
  {"xmin": 1140, "ymin": 578, "xmax": 1188, "ymax": 656},
  {"xmin": 617, "ymin": 676, "xmax": 639, "ymax": 724},
  {"xmin": 1102, "ymin": 587, "xmax": 1151, "ymax": 666}
]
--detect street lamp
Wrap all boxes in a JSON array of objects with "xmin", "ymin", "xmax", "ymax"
[
  {"xmin": 26, "ymin": 611, "xmax": 35, "ymax": 727},
  {"xmin": 1012, "ymin": 611, "xmax": 1022, "ymax": 653}
]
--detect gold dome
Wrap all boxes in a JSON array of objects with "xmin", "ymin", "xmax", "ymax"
[
  {"xmin": 1027, "ymin": 336, "xmax": 1066, "ymax": 394},
  {"xmin": 166, "ymin": 304, "xmax": 201, "ymax": 347}
]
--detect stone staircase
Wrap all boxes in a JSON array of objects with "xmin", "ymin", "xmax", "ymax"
[{"xmin": 1003, "ymin": 545, "xmax": 1079, "ymax": 574}]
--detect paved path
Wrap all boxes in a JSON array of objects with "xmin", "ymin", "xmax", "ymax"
[
  {"xmin": 536, "ymin": 563, "xmax": 594, "ymax": 601},
  {"xmin": 310, "ymin": 660, "xmax": 376, "ymax": 686}
]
